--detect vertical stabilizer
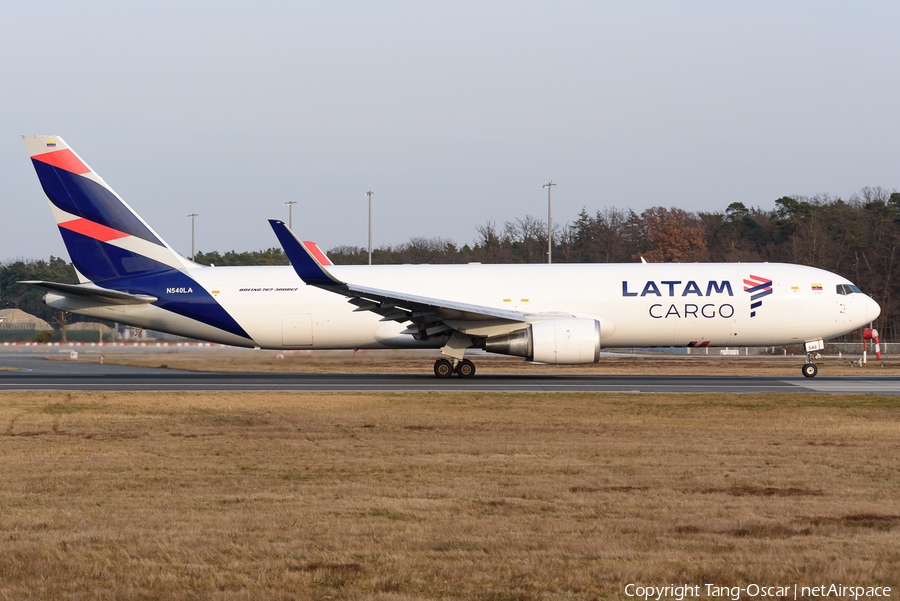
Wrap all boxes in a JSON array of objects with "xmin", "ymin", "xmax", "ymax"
[{"xmin": 23, "ymin": 135, "xmax": 195, "ymax": 283}]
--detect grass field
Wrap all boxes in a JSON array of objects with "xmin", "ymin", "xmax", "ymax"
[{"xmin": 1, "ymin": 391, "xmax": 898, "ymax": 600}]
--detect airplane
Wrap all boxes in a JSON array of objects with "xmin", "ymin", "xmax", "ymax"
[{"xmin": 19, "ymin": 135, "xmax": 881, "ymax": 379}]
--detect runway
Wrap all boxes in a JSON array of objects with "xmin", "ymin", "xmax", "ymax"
[{"xmin": 2, "ymin": 352, "xmax": 898, "ymax": 393}]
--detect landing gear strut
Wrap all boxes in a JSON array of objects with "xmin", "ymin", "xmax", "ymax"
[
  {"xmin": 435, "ymin": 331, "xmax": 477, "ymax": 378},
  {"xmin": 801, "ymin": 352, "xmax": 819, "ymax": 378},
  {"xmin": 433, "ymin": 357, "xmax": 477, "ymax": 378}
]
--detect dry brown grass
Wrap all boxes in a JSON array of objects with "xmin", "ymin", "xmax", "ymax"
[
  {"xmin": 0, "ymin": 391, "xmax": 898, "ymax": 600},
  {"xmin": 0, "ymin": 366, "xmax": 19, "ymax": 371},
  {"xmin": 50, "ymin": 349, "xmax": 900, "ymax": 376}
]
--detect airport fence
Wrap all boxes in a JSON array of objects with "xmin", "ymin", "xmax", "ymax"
[
  {"xmin": 0, "ymin": 323, "xmax": 45, "ymax": 330},
  {"xmin": 0, "ymin": 324, "xmax": 201, "ymax": 344},
  {"xmin": 614, "ymin": 342, "xmax": 894, "ymax": 357}
]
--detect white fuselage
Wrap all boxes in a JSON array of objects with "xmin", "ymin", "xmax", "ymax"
[{"xmin": 50, "ymin": 262, "xmax": 877, "ymax": 351}]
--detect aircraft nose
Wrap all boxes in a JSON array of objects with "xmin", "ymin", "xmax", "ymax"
[{"xmin": 865, "ymin": 295, "xmax": 881, "ymax": 323}]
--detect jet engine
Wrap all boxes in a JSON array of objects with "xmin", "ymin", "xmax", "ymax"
[{"xmin": 483, "ymin": 318, "xmax": 601, "ymax": 364}]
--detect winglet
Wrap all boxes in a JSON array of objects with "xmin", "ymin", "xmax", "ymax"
[
  {"xmin": 302, "ymin": 241, "xmax": 333, "ymax": 266},
  {"xmin": 268, "ymin": 220, "xmax": 343, "ymax": 287}
]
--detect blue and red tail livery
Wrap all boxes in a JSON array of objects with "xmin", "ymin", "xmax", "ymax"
[
  {"xmin": 23, "ymin": 135, "xmax": 194, "ymax": 283},
  {"xmin": 22, "ymin": 135, "xmax": 252, "ymax": 345}
]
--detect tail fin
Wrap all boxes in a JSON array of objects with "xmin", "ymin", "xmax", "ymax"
[{"xmin": 23, "ymin": 135, "xmax": 194, "ymax": 283}]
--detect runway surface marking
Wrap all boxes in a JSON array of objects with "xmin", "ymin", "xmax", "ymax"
[
  {"xmin": 787, "ymin": 379, "xmax": 900, "ymax": 393},
  {"xmin": 2, "ymin": 351, "xmax": 898, "ymax": 393},
  {"xmin": 2, "ymin": 372, "xmax": 898, "ymax": 393}
]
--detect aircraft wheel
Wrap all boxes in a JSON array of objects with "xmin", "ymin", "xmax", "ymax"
[
  {"xmin": 801, "ymin": 363, "xmax": 818, "ymax": 378},
  {"xmin": 434, "ymin": 358, "xmax": 454, "ymax": 378},
  {"xmin": 456, "ymin": 359, "xmax": 476, "ymax": 378}
]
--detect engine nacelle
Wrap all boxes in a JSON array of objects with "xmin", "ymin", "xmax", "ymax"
[{"xmin": 484, "ymin": 318, "xmax": 601, "ymax": 364}]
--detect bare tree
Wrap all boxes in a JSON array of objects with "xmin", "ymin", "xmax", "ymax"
[
  {"xmin": 397, "ymin": 237, "xmax": 458, "ymax": 264},
  {"xmin": 51, "ymin": 311, "xmax": 69, "ymax": 343},
  {"xmin": 474, "ymin": 219, "xmax": 513, "ymax": 263}
]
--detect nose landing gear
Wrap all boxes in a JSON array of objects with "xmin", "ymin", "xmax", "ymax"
[
  {"xmin": 802, "ymin": 352, "xmax": 821, "ymax": 378},
  {"xmin": 433, "ymin": 357, "xmax": 477, "ymax": 378}
]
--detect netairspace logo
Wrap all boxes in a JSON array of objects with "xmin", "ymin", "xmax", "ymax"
[{"xmin": 624, "ymin": 583, "xmax": 892, "ymax": 600}]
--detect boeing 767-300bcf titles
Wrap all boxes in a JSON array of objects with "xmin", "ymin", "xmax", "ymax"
[{"xmin": 19, "ymin": 135, "xmax": 881, "ymax": 378}]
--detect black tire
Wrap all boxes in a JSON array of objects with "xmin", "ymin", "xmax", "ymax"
[
  {"xmin": 456, "ymin": 359, "xmax": 476, "ymax": 378},
  {"xmin": 802, "ymin": 363, "xmax": 818, "ymax": 378},
  {"xmin": 434, "ymin": 358, "xmax": 454, "ymax": 378}
]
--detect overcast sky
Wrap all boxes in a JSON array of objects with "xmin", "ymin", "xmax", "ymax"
[{"xmin": 2, "ymin": 1, "xmax": 898, "ymax": 262}]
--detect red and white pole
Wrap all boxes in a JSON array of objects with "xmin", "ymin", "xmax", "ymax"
[{"xmin": 864, "ymin": 328, "xmax": 881, "ymax": 362}]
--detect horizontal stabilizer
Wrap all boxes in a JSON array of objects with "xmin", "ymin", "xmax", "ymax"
[{"xmin": 19, "ymin": 280, "xmax": 158, "ymax": 305}]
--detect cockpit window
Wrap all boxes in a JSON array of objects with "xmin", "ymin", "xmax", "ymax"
[{"xmin": 836, "ymin": 284, "xmax": 862, "ymax": 295}]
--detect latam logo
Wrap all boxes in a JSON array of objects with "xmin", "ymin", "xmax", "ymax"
[
  {"xmin": 744, "ymin": 275, "xmax": 772, "ymax": 317},
  {"xmin": 622, "ymin": 280, "xmax": 733, "ymax": 297}
]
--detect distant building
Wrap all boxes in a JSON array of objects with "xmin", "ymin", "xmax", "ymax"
[
  {"xmin": 0, "ymin": 309, "xmax": 52, "ymax": 331},
  {"xmin": 65, "ymin": 322, "xmax": 113, "ymax": 335}
]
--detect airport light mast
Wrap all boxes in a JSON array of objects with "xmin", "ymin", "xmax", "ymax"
[
  {"xmin": 542, "ymin": 181, "xmax": 556, "ymax": 264},
  {"xmin": 366, "ymin": 191, "xmax": 374, "ymax": 265},
  {"xmin": 284, "ymin": 201, "xmax": 297, "ymax": 229},
  {"xmin": 187, "ymin": 213, "xmax": 199, "ymax": 261}
]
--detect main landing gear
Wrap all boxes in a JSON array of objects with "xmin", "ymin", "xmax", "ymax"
[
  {"xmin": 802, "ymin": 352, "xmax": 820, "ymax": 378},
  {"xmin": 433, "ymin": 357, "xmax": 476, "ymax": 378}
]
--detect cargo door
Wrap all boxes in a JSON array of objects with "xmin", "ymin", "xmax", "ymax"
[{"xmin": 282, "ymin": 314, "xmax": 313, "ymax": 346}]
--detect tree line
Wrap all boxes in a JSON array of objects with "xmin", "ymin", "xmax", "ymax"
[
  {"xmin": 0, "ymin": 256, "xmax": 77, "ymax": 328},
  {"xmin": 2, "ymin": 186, "xmax": 898, "ymax": 339}
]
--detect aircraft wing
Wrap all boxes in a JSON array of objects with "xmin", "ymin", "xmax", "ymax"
[
  {"xmin": 19, "ymin": 281, "xmax": 158, "ymax": 305},
  {"xmin": 340, "ymin": 282, "xmax": 527, "ymax": 322},
  {"xmin": 268, "ymin": 220, "xmax": 527, "ymax": 328}
]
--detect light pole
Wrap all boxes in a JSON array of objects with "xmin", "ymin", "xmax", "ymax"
[
  {"xmin": 542, "ymin": 182, "xmax": 556, "ymax": 264},
  {"xmin": 283, "ymin": 201, "xmax": 297, "ymax": 229},
  {"xmin": 365, "ymin": 191, "xmax": 374, "ymax": 265},
  {"xmin": 187, "ymin": 213, "xmax": 199, "ymax": 260}
]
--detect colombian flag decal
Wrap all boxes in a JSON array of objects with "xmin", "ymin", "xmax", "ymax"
[
  {"xmin": 812, "ymin": 283, "xmax": 823, "ymax": 292},
  {"xmin": 46, "ymin": 141, "xmax": 56, "ymax": 147}
]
